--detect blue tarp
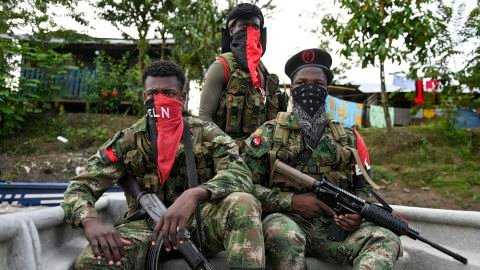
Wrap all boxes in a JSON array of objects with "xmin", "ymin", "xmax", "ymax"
[
  {"xmin": 456, "ymin": 109, "xmax": 480, "ymax": 128},
  {"xmin": 325, "ymin": 95, "xmax": 363, "ymax": 127}
]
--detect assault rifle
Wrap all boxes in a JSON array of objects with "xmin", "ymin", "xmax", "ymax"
[
  {"xmin": 270, "ymin": 160, "xmax": 468, "ymax": 264},
  {"xmin": 117, "ymin": 175, "xmax": 214, "ymax": 270}
]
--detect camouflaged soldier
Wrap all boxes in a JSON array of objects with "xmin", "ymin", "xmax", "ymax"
[
  {"xmin": 242, "ymin": 49, "xmax": 401, "ymax": 270},
  {"xmin": 62, "ymin": 61, "xmax": 265, "ymax": 270},
  {"xmin": 199, "ymin": 3, "xmax": 288, "ymax": 144}
]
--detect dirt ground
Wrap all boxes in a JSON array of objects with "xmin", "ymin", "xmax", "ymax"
[{"xmin": 0, "ymin": 149, "xmax": 94, "ymax": 182}]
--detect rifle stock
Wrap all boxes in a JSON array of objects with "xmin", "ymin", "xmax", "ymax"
[
  {"xmin": 117, "ymin": 175, "xmax": 214, "ymax": 270},
  {"xmin": 270, "ymin": 160, "xmax": 468, "ymax": 264}
]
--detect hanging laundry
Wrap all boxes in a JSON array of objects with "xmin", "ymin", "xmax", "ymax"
[
  {"xmin": 393, "ymin": 74, "xmax": 416, "ymax": 90},
  {"xmin": 325, "ymin": 96, "xmax": 364, "ymax": 127},
  {"xmin": 425, "ymin": 79, "xmax": 439, "ymax": 92},
  {"xmin": 412, "ymin": 109, "xmax": 423, "ymax": 119},
  {"xmin": 423, "ymin": 109, "xmax": 436, "ymax": 119},
  {"xmin": 415, "ymin": 80, "xmax": 424, "ymax": 105},
  {"xmin": 369, "ymin": 105, "xmax": 395, "ymax": 128}
]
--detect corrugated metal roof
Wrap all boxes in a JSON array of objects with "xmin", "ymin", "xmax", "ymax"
[{"xmin": 0, "ymin": 34, "xmax": 174, "ymax": 45}]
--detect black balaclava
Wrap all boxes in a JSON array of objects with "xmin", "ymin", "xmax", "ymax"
[{"xmin": 221, "ymin": 3, "xmax": 267, "ymax": 56}]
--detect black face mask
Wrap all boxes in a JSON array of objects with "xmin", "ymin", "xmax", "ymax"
[
  {"xmin": 230, "ymin": 30, "xmax": 248, "ymax": 70},
  {"xmin": 229, "ymin": 27, "xmax": 263, "ymax": 72},
  {"xmin": 291, "ymin": 84, "xmax": 328, "ymax": 118}
]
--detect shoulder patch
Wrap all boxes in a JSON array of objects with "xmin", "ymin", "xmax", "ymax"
[
  {"xmin": 100, "ymin": 147, "xmax": 119, "ymax": 164},
  {"xmin": 250, "ymin": 136, "xmax": 262, "ymax": 148}
]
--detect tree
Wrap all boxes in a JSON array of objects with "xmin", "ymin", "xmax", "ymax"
[
  {"xmin": 91, "ymin": 0, "xmax": 275, "ymax": 82},
  {"xmin": 0, "ymin": 0, "xmax": 79, "ymax": 136},
  {"xmin": 321, "ymin": 0, "xmax": 449, "ymax": 128},
  {"xmin": 459, "ymin": 1, "xmax": 480, "ymax": 89},
  {"xmin": 163, "ymin": 0, "xmax": 222, "ymax": 81},
  {"xmin": 92, "ymin": 0, "xmax": 175, "ymax": 78}
]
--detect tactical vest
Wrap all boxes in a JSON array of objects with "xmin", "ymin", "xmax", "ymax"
[
  {"xmin": 121, "ymin": 116, "xmax": 212, "ymax": 216},
  {"xmin": 268, "ymin": 112, "xmax": 379, "ymax": 190},
  {"xmin": 214, "ymin": 52, "xmax": 280, "ymax": 141}
]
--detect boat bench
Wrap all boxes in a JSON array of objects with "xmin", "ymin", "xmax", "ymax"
[{"xmin": 0, "ymin": 194, "xmax": 478, "ymax": 270}]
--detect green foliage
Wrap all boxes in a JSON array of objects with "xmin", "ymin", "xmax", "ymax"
[
  {"xmin": 85, "ymin": 51, "xmax": 143, "ymax": 114},
  {"xmin": 459, "ymin": 2, "xmax": 480, "ymax": 89},
  {"xmin": 64, "ymin": 126, "xmax": 110, "ymax": 149},
  {"xmin": 0, "ymin": 0, "xmax": 85, "ymax": 138},
  {"xmin": 322, "ymin": 1, "xmax": 446, "ymax": 68},
  {"xmin": 20, "ymin": 42, "xmax": 76, "ymax": 106},
  {"xmin": 168, "ymin": 0, "xmax": 222, "ymax": 81},
  {"xmin": 321, "ymin": 0, "xmax": 449, "ymax": 128},
  {"xmin": 91, "ymin": 0, "xmax": 275, "ymax": 82},
  {"xmin": 93, "ymin": 0, "xmax": 175, "ymax": 76}
]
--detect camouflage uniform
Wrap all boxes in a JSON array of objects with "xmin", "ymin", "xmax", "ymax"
[
  {"xmin": 242, "ymin": 113, "xmax": 401, "ymax": 270},
  {"xmin": 199, "ymin": 52, "xmax": 282, "ymax": 143},
  {"xmin": 62, "ymin": 116, "xmax": 265, "ymax": 270}
]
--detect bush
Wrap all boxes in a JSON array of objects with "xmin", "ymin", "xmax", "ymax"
[{"xmin": 85, "ymin": 51, "xmax": 143, "ymax": 114}]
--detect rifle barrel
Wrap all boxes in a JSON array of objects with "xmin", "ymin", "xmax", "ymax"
[{"xmin": 416, "ymin": 234, "xmax": 468, "ymax": 264}]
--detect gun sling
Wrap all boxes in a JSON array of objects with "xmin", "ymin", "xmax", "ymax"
[{"xmin": 182, "ymin": 118, "xmax": 205, "ymax": 251}]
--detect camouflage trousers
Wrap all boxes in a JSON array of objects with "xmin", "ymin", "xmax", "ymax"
[
  {"xmin": 75, "ymin": 192, "xmax": 265, "ymax": 270},
  {"xmin": 263, "ymin": 213, "xmax": 401, "ymax": 270}
]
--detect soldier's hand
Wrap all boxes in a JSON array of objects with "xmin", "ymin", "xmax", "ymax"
[
  {"xmin": 152, "ymin": 187, "xmax": 209, "ymax": 252},
  {"xmin": 81, "ymin": 217, "xmax": 132, "ymax": 266},
  {"xmin": 334, "ymin": 213, "xmax": 363, "ymax": 232},
  {"xmin": 292, "ymin": 193, "xmax": 335, "ymax": 218}
]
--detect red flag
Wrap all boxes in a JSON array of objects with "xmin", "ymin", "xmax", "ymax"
[{"xmin": 353, "ymin": 127, "xmax": 371, "ymax": 176}]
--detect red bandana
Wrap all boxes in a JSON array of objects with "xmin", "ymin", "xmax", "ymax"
[
  {"xmin": 152, "ymin": 94, "xmax": 184, "ymax": 184},
  {"xmin": 246, "ymin": 26, "xmax": 263, "ymax": 90}
]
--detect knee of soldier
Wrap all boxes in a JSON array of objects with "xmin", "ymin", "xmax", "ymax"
[
  {"xmin": 367, "ymin": 227, "xmax": 402, "ymax": 258},
  {"xmin": 263, "ymin": 214, "xmax": 306, "ymax": 249},
  {"xmin": 224, "ymin": 192, "xmax": 262, "ymax": 217},
  {"xmin": 74, "ymin": 255, "xmax": 99, "ymax": 270},
  {"xmin": 383, "ymin": 229, "xmax": 402, "ymax": 258}
]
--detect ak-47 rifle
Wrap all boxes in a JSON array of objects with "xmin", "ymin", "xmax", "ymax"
[
  {"xmin": 117, "ymin": 175, "xmax": 214, "ymax": 270},
  {"xmin": 270, "ymin": 160, "xmax": 468, "ymax": 264}
]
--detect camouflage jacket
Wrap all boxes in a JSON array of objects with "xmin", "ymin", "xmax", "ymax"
[
  {"xmin": 62, "ymin": 116, "xmax": 253, "ymax": 228},
  {"xmin": 241, "ymin": 113, "xmax": 372, "ymax": 215}
]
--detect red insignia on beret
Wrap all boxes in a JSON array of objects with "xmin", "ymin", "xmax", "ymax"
[
  {"xmin": 251, "ymin": 137, "xmax": 262, "ymax": 148},
  {"xmin": 301, "ymin": 50, "xmax": 315, "ymax": 64}
]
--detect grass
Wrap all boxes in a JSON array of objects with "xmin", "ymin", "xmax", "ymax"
[
  {"xmin": 361, "ymin": 123, "xmax": 480, "ymax": 204},
  {"xmin": 1, "ymin": 111, "xmax": 138, "ymax": 154}
]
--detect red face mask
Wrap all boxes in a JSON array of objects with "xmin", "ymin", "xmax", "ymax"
[
  {"xmin": 230, "ymin": 26, "xmax": 263, "ymax": 89},
  {"xmin": 145, "ymin": 94, "xmax": 184, "ymax": 184}
]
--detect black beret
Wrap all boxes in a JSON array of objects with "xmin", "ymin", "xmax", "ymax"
[
  {"xmin": 226, "ymin": 3, "xmax": 264, "ymax": 28},
  {"xmin": 284, "ymin": 48, "xmax": 334, "ymax": 84}
]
